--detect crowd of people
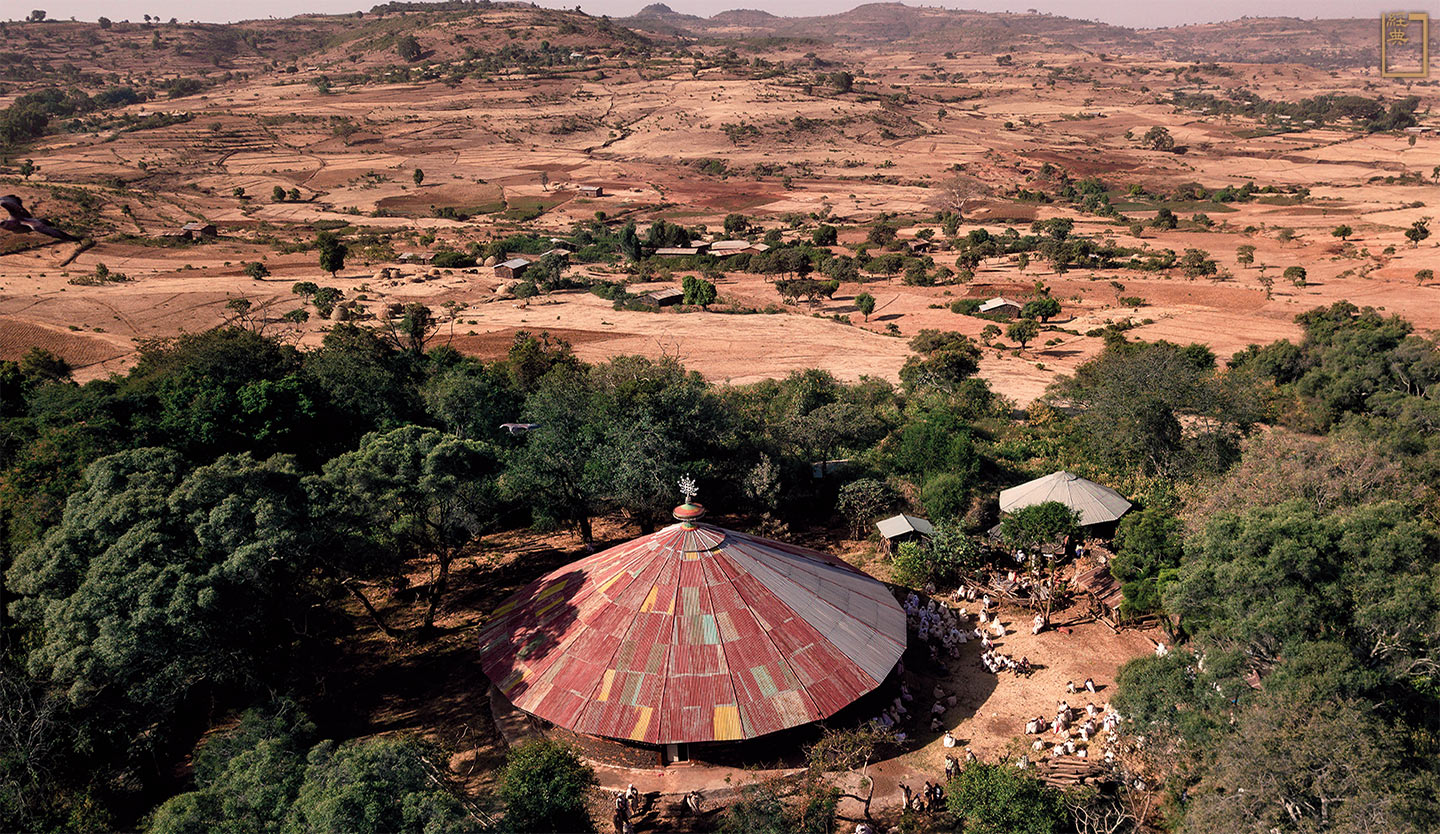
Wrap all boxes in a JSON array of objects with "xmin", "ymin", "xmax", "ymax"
[
  {"xmin": 891, "ymin": 581, "xmax": 1132, "ymax": 821},
  {"xmin": 898, "ymin": 779, "xmax": 947, "ymax": 816},
  {"xmin": 1021, "ymin": 692, "xmax": 1124, "ymax": 765}
]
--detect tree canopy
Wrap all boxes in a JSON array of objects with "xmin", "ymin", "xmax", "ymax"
[{"xmin": 497, "ymin": 739, "xmax": 595, "ymax": 834}]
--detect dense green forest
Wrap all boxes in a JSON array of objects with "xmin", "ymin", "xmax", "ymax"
[{"xmin": 2, "ymin": 298, "xmax": 1438, "ymax": 832}]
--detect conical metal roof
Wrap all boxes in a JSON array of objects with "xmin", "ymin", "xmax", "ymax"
[
  {"xmin": 478, "ymin": 505, "xmax": 906, "ymax": 745},
  {"xmin": 998, "ymin": 470, "xmax": 1132, "ymax": 526}
]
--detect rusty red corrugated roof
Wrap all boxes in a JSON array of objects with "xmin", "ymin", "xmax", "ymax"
[{"xmin": 478, "ymin": 505, "xmax": 906, "ymax": 744}]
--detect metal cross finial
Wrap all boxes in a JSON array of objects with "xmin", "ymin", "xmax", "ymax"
[{"xmin": 678, "ymin": 474, "xmax": 698, "ymax": 503}]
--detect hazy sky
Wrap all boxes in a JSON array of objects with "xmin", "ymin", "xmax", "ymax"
[{"xmin": 9, "ymin": 0, "xmax": 1426, "ymax": 29}]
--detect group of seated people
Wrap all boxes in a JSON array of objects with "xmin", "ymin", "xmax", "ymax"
[{"xmin": 1021, "ymin": 696, "xmax": 1124, "ymax": 762}]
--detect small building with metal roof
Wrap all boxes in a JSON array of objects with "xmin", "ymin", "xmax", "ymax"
[
  {"xmin": 978, "ymin": 296, "xmax": 1024, "ymax": 317},
  {"xmin": 875, "ymin": 513, "xmax": 935, "ymax": 552},
  {"xmin": 639, "ymin": 287, "xmax": 684, "ymax": 307},
  {"xmin": 494, "ymin": 257, "xmax": 532, "ymax": 280},
  {"xmin": 709, "ymin": 240, "xmax": 770, "ymax": 257},
  {"xmin": 180, "ymin": 221, "xmax": 217, "ymax": 239}
]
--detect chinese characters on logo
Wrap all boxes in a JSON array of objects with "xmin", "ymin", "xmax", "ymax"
[{"xmin": 1381, "ymin": 12, "xmax": 1430, "ymax": 78}]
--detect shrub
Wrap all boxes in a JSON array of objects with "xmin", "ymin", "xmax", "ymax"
[
  {"xmin": 431, "ymin": 250, "xmax": 476, "ymax": 269},
  {"xmin": 946, "ymin": 763, "xmax": 1065, "ymax": 834},
  {"xmin": 499, "ymin": 739, "xmax": 596, "ymax": 833}
]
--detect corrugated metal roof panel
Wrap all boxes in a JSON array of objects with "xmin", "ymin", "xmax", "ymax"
[{"xmin": 479, "ymin": 510, "xmax": 906, "ymax": 743}]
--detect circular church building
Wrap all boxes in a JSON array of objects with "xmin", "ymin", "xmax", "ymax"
[{"xmin": 479, "ymin": 501, "xmax": 906, "ymax": 767}]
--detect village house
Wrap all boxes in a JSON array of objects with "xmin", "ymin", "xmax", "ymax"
[
  {"xmin": 180, "ymin": 221, "xmax": 217, "ymax": 240},
  {"xmin": 708, "ymin": 240, "xmax": 770, "ymax": 257},
  {"xmin": 978, "ymin": 296, "xmax": 1025, "ymax": 317},
  {"xmin": 640, "ymin": 287, "xmax": 684, "ymax": 307},
  {"xmin": 494, "ymin": 257, "xmax": 531, "ymax": 280}
]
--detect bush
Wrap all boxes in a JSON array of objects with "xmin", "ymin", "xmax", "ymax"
[
  {"xmin": 946, "ymin": 763, "xmax": 1065, "ymax": 834},
  {"xmin": 286, "ymin": 738, "xmax": 469, "ymax": 834},
  {"xmin": 499, "ymin": 739, "xmax": 596, "ymax": 833},
  {"xmin": 682, "ymin": 275, "xmax": 717, "ymax": 307},
  {"xmin": 922, "ymin": 472, "xmax": 970, "ymax": 521},
  {"xmin": 431, "ymin": 250, "xmax": 476, "ymax": 269},
  {"xmin": 150, "ymin": 704, "xmax": 469, "ymax": 834},
  {"xmin": 718, "ymin": 776, "xmax": 836, "ymax": 834},
  {"xmin": 890, "ymin": 522, "xmax": 980, "ymax": 587}
]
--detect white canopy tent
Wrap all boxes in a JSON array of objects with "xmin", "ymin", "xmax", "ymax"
[{"xmin": 998, "ymin": 471, "xmax": 1131, "ymax": 526}]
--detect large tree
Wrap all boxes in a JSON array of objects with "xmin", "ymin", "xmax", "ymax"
[
  {"xmin": 998, "ymin": 500, "xmax": 1080, "ymax": 554},
  {"xmin": 317, "ymin": 231, "xmax": 346, "ymax": 278},
  {"xmin": 319, "ymin": 425, "xmax": 500, "ymax": 631},
  {"xmin": 502, "ymin": 364, "xmax": 607, "ymax": 542},
  {"xmin": 8, "ymin": 450, "xmax": 314, "ymax": 764},
  {"xmin": 1050, "ymin": 340, "xmax": 1257, "ymax": 474},
  {"xmin": 587, "ymin": 356, "xmax": 730, "ymax": 531},
  {"xmin": 900, "ymin": 329, "xmax": 981, "ymax": 392},
  {"xmin": 1182, "ymin": 692, "xmax": 1426, "ymax": 834},
  {"xmin": 421, "ymin": 357, "xmax": 522, "ymax": 443},
  {"xmin": 1167, "ymin": 500, "xmax": 1440, "ymax": 675},
  {"xmin": 120, "ymin": 327, "xmax": 317, "ymax": 460}
]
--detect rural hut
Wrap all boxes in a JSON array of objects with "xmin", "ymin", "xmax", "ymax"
[
  {"xmin": 478, "ymin": 498, "xmax": 906, "ymax": 767},
  {"xmin": 640, "ymin": 287, "xmax": 684, "ymax": 308},
  {"xmin": 978, "ymin": 297, "xmax": 1023, "ymax": 317},
  {"xmin": 578, "ymin": 185, "xmax": 604, "ymax": 197},
  {"xmin": 709, "ymin": 240, "xmax": 770, "ymax": 257},
  {"xmin": 654, "ymin": 246, "xmax": 704, "ymax": 258},
  {"xmin": 999, "ymin": 471, "xmax": 1132, "ymax": 534},
  {"xmin": 876, "ymin": 513, "xmax": 935, "ymax": 553},
  {"xmin": 494, "ymin": 257, "xmax": 531, "ymax": 280},
  {"xmin": 180, "ymin": 221, "xmax": 217, "ymax": 240}
]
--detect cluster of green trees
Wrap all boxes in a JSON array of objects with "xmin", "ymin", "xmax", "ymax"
[
  {"xmin": 148, "ymin": 701, "xmax": 472, "ymax": 833},
  {"xmin": 1076, "ymin": 302, "xmax": 1440, "ymax": 831},
  {"xmin": 4, "ymin": 293, "xmax": 1439, "ymax": 831},
  {"xmin": 0, "ymin": 84, "xmax": 146, "ymax": 149},
  {"xmin": 0, "ymin": 320, "xmax": 1013, "ymax": 830},
  {"xmin": 946, "ymin": 223, "xmax": 1173, "ymax": 276},
  {"xmin": 1170, "ymin": 90, "xmax": 1421, "ymax": 132}
]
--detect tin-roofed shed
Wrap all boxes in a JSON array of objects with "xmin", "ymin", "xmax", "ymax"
[
  {"xmin": 494, "ymin": 258, "xmax": 531, "ymax": 280},
  {"xmin": 875, "ymin": 513, "xmax": 935, "ymax": 553}
]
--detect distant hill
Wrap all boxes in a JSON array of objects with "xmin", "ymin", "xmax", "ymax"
[{"xmin": 619, "ymin": 2, "xmax": 1379, "ymax": 66}]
